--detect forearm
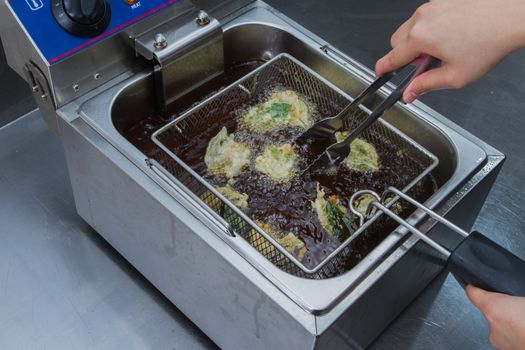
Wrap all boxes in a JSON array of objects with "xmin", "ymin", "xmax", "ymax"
[{"xmin": 496, "ymin": 1, "xmax": 525, "ymax": 53}]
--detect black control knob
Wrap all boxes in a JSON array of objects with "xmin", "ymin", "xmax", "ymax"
[{"xmin": 52, "ymin": 0, "xmax": 111, "ymax": 38}]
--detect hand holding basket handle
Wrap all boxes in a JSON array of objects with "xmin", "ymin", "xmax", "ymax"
[{"xmin": 448, "ymin": 231, "xmax": 525, "ymax": 296}]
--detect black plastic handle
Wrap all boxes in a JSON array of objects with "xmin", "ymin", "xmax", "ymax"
[{"xmin": 447, "ymin": 231, "xmax": 525, "ymax": 296}]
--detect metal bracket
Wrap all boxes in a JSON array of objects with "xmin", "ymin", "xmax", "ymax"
[
  {"xmin": 135, "ymin": 9, "xmax": 224, "ymax": 113},
  {"xmin": 24, "ymin": 62, "xmax": 59, "ymax": 134}
]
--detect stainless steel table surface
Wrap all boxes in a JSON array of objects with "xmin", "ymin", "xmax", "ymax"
[{"xmin": 2, "ymin": 1, "xmax": 525, "ymax": 349}]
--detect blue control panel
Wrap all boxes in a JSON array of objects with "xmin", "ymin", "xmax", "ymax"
[{"xmin": 8, "ymin": 0, "xmax": 181, "ymax": 64}]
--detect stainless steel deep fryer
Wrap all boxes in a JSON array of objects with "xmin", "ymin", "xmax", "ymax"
[
  {"xmin": 0, "ymin": 0, "xmax": 506, "ymax": 348},
  {"xmin": 152, "ymin": 53, "xmax": 439, "ymax": 277}
]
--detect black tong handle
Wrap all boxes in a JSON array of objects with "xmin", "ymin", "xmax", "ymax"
[
  {"xmin": 338, "ymin": 55, "xmax": 438, "ymax": 150},
  {"xmin": 374, "ymin": 54, "xmax": 437, "ymax": 114}
]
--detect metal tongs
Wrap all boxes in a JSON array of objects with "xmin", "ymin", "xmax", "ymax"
[
  {"xmin": 349, "ymin": 187, "xmax": 525, "ymax": 296},
  {"xmin": 300, "ymin": 55, "xmax": 437, "ymax": 174}
]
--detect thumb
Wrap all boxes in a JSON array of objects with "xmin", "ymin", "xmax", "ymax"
[
  {"xmin": 402, "ymin": 65, "xmax": 453, "ymax": 103},
  {"xmin": 466, "ymin": 285, "xmax": 493, "ymax": 311}
]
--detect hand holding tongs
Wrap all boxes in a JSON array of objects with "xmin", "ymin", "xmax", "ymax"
[
  {"xmin": 350, "ymin": 188, "xmax": 525, "ymax": 296},
  {"xmin": 300, "ymin": 55, "xmax": 438, "ymax": 175}
]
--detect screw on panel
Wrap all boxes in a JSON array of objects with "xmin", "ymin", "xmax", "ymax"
[
  {"xmin": 73, "ymin": 84, "xmax": 80, "ymax": 92},
  {"xmin": 153, "ymin": 33, "xmax": 168, "ymax": 50},
  {"xmin": 94, "ymin": 73, "xmax": 101, "ymax": 80},
  {"xmin": 196, "ymin": 10, "xmax": 210, "ymax": 26}
]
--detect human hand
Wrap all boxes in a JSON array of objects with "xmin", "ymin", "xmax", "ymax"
[
  {"xmin": 375, "ymin": 0, "xmax": 525, "ymax": 103},
  {"xmin": 466, "ymin": 285, "xmax": 525, "ymax": 350}
]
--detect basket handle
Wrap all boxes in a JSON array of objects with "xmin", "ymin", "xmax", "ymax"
[{"xmin": 350, "ymin": 187, "xmax": 525, "ymax": 296}]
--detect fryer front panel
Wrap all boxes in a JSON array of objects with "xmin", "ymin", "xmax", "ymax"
[{"xmin": 59, "ymin": 116, "xmax": 318, "ymax": 350}]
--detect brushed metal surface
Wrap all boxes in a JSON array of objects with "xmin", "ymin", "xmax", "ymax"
[
  {"xmin": 0, "ymin": 111, "xmax": 218, "ymax": 350},
  {"xmin": 59, "ymin": 115, "xmax": 317, "ymax": 350},
  {"xmin": 135, "ymin": 9, "xmax": 224, "ymax": 110},
  {"xmin": 78, "ymin": 5, "xmax": 492, "ymax": 317},
  {"xmin": 0, "ymin": 41, "xmax": 35, "ymax": 127},
  {"xmin": 0, "ymin": 109, "xmax": 502, "ymax": 350},
  {"xmin": 263, "ymin": 1, "xmax": 525, "ymax": 349},
  {"xmin": 68, "ymin": 4, "xmax": 502, "ymax": 348},
  {"xmin": 0, "ymin": 0, "xmax": 196, "ymax": 108},
  {"xmin": 1, "ymin": 0, "xmax": 522, "ymax": 349}
]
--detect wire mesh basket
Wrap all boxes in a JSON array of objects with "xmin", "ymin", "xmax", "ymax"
[{"xmin": 151, "ymin": 53, "xmax": 438, "ymax": 279}]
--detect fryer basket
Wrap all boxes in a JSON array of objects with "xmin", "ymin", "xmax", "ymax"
[{"xmin": 151, "ymin": 53, "xmax": 438, "ymax": 278}]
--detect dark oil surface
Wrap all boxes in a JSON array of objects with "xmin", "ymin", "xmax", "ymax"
[
  {"xmin": 121, "ymin": 61, "xmax": 266, "ymax": 158},
  {"xmin": 121, "ymin": 61, "xmax": 436, "ymax": 272}
]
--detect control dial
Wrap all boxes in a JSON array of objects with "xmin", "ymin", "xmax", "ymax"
[{"xmin": 52, "ymin": 0, "xmax": 111, "ymax": 38}]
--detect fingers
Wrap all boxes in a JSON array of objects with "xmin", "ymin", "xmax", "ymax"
[
  {"xmin": 375, "ymin": 40, "xmax": 420, "ymax": 77},
  {"xmin": 402, "ymin": 65, "xmax": 457, "ymax": 103},
  {"xmin": 466, "ymin": 285, "xmax": 492, "ymax": 310},
  {"xmin": 466, "ymin": 285, "xmax": 512, "ymax": 317},
  {"xmin": 390, "ymin": 18, "xmax": 414, "ymax": 48},
  {"xmin": 466, "ymin": 285, "xmax": 521, "ymax": 350}
]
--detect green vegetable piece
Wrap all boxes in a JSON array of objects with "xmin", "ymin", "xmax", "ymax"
[
  {"xmin": 325, "ymin": 201, "xmax": 355, "ymax": 242},
  {"xmin": 265, "ymin": 103, "xmax": 291, "ymax": 119}
]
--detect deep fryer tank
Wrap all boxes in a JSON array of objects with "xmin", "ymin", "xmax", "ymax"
[{"xmin": 0, "ymin": 1, "xmax": 505, "ymax": 349}]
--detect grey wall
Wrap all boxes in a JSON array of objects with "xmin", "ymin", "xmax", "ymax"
[{"xmin": 0, "ymin": 40, "xmax": 36, "ymax": 127}]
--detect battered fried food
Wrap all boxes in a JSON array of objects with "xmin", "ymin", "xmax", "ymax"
[
  {"xmin": 335, "ymin": 131, "xmax": 380, "ymax": 172},
  {"xmin": 255, "ymin": 144, "xmax": 297, "ymax": 182},
  {"xmin": 204, "ymin": 127, "xmax": 250, "ymax": 178},
  {"xmin": 243, "ymin": 90, "xmax": 313, "ymax": 132}
]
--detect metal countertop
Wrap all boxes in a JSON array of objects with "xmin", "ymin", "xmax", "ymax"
[{"xmin": 2, "ymin": 0, "xmax": 525, "ymax": 349}]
